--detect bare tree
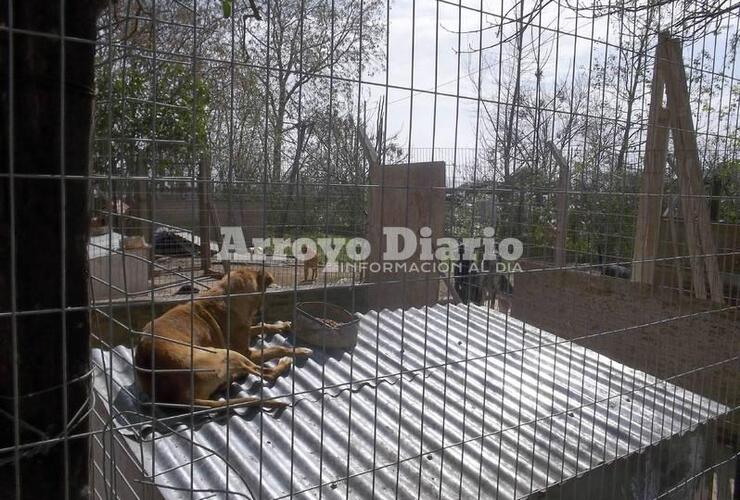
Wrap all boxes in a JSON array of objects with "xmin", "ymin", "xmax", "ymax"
[{"xmin": 243, "ymin": 0, "xmax": 384, "ymax": 182}]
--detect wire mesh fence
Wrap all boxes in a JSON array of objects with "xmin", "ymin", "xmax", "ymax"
[{"xmin": 1, "ymin": 0, "xmax": 739, "ymax": 498}]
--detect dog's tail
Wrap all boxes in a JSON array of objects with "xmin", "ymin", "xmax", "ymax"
[{"xmin": 192, "ymin": 397, "xmax": 288, "ymax": 410}]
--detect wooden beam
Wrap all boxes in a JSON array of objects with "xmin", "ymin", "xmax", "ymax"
[
  {"xmin": 666, "ymin": 196, "xmax": 686, "ymax": 294},
  {"xmin": 632, "ymin": 41, "xmax": 669, "ymax": 285},
  {"xmin": 366, "ymin": 162, "xmax": 446, "ymax": 309},
  {"xmin": 547, "ymin": 141, "xmax": 570, "ymax": 267},
  {"xmin": 661, "ymin": 33, "xmax": 724, "ymax": 303}
]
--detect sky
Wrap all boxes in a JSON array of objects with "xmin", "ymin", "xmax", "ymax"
[
  {"xmin": 358, "ymin": 0, "xmax": 609, "ymax": 151},
  {"xmin": 351, "ymin": 0, "xmax": 739, "ymax": 162}
]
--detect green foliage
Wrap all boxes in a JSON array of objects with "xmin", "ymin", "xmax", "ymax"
[
  {"xmin": 713, "ymin": 160, "xmax": 740, "ymax": 223},
  {"xmin": 221, "ymin": 0, "xmax": 232, "ymax": 18},
  {"xmin": 95, "ymin": 61, "xmax": 210, "ymax": 177}
]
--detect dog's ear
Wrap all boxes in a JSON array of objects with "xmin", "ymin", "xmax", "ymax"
[
  {"xmin": 257, "ymin": 270, "xmax": 274, "ymax": 290},
  {"xmin": 215, "ymin": 269, "xmax": 241, "ymax": 293}
]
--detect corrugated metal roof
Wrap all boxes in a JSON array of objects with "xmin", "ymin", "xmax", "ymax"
[{"xmin": 92, "ymin": 303, "xmax": 726, "ymax": 499}]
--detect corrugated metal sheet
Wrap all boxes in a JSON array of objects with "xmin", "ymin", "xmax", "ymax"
[{"xmin": 92, "ymin": 303, "xmax": 726, "ymax": 499}]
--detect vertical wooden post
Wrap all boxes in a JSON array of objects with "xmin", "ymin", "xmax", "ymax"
[
  {"xmin": 198, "ymin": 156, "xmax": 212, "ymax": 273},
  {"xmin": 631, "ymin": 33, "xmax": 723, "ymax": 304},
  {"xmin": 366, "ymin": 162, "xmax": 446, "ymax": 309},
  {"xmin": 632, "ymin": 41, "xmax": 669, "ymax": 285},
  {"xmin": 667, "ymin": 198, "xmax": 686, "ymax": 294},
  {"xmin": 547, "ymin": 141, "xmax": 569, "ymax": 267},
  {"xmin": 662, "ymin": 34, "xmax": 724, "ymax": 303},
  {"xmin": 709, "ymin": 175, "xmax": 721, "ymax": 222}
]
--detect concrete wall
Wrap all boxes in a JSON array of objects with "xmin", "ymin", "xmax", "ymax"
[
  {"xmin": 89, "ymin": 247, "xmax": 150, "ymax": 301},
  {"xmin": 530, "ymin": 421, "xmax": 727, "ymax": 500},
  {"xmin": 90, "ymin": 391, "xmax": 163, "ymax": 500},
  {"xmin": 90, "ymin": 284, "xmax": 371, "ymax": 349},
  {"xmin": 130, "ymin": 191, "xmax": 264, "ymax": 243}
]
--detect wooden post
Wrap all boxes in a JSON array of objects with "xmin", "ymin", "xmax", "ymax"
[
  {"xmin": 632, "ymin": 40, "xmax": 670, "ymax": 285},
  {"xmin": 666, "ymin": 198, "xmax": 686, "ymax": 294},
  {"xmin": 198, "ymin": 157, "xmax": 212, "ymax": 273},
  {"xmin": 366, "ymin": 162, "xmax": 446, "ymax": 309},
  {"xmin": 547, "ymin": 141, "xmax": 570, "ymax": 267},
  {"xmin": 631, "ymin": 33, "xmax": 723, "ymax": 304},
  {"xmin": 709, "ymin": 175, "xmax": 721, "ymax": 222},
  {"xmin": 661, "ymin": 33, "xmax": 724, "ymax": 303}
]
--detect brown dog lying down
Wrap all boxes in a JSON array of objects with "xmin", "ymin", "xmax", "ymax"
[{"xmin": 134, "ymin": 268, "xmax": 312, "ymax": 410}]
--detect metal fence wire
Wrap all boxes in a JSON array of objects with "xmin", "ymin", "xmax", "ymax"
[{"xmin": 1, "ymin": 0, "xmax": 739, "ymax": 498}]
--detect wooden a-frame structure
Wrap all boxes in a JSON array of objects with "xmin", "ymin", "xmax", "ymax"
[{"xmin": 632, "ymin": 33, "xmax": 723, "ymax": 304}]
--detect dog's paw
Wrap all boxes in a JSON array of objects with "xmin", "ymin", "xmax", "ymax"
[
  {"xmin": 293, "ymin": 347, "xmax": 313, "ymax": 357},
  {"xmin": 278, "ymin": 356, "xmax": 294, "ymax": 366},
  {"xmin": 273, "ymin": 320, "xmax": 292, "ymax": 332}
]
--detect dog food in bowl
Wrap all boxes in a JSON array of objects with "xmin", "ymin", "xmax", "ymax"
[
  {"xmin": 318, "ymin": 318, "xmax": 342, "ymax": 328},
  {"xmin": 294, "ymin": 302, "xmax": 359, "ymax": 349}
]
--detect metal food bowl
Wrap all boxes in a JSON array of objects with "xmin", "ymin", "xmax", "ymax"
[{"xmin": 294, "ymin": 302, "xmax": 359, "ymax": 349}]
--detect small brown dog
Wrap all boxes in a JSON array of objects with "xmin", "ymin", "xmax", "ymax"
[
  {"xmin": 134, "ymin": 267, "xmax": 311, "ymax": 410},
  {"xmin": 302, "ymin": 244, "xmax": 318, "ymax": 282}
]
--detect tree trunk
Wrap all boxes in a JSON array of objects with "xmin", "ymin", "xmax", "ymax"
[
  {"xmin": 279, "ymin": 121, "xmax": 309, "ymax": 231},
  {"xmin": 0, "ymin": 1, "xmax": 99, "ymax": 498},
  {"xmin": 271, "ymin": 120, "xmax": 284, "ymax": 182},
  {"xmin": 271, "ymin": 87, "xmax": 287, "ymax": 183},
  {"xmin": 615, "ymin": 18, "xmax": 651, "ymax": 174},
  {"xmin": 502, "ymin": 8, "xmax": 525, "ymax": 184}
]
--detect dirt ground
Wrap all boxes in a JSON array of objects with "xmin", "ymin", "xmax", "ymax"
[{"xmin": 510, "ymin": 261, "xmax": 739, "ymax": 440}]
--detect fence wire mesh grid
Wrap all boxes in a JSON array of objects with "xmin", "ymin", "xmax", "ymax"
[{"xmin": 1, "ymin": 0, "xmax": 739, "ymax": 499}]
